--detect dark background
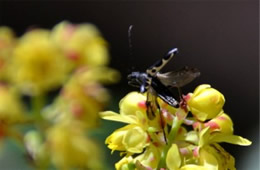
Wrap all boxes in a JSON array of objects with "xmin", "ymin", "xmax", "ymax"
[{"xmin": 0, "ymin": 0, "xmax": 259, "ymax": 169}]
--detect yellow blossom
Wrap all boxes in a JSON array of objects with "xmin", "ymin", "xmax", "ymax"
[
  {"xmin": 46, "ymin": 122, "xmax": 102, "ymax": 169},
  {"xmin": 198, "ymin": 123, "xmax": 251, "ymax": 148},
  {"xmin": 100, "ymin": 92, "xmax": 150, "ymax": 127},
  {"xmin": 115, "ymin": 156, "xmax": 134, "ymax": 170},
  {"xmin": 0, "ymin": 26, "xmax": 16, "ymax": 80},
  {"xmin": 187, "ymin": 84, "xmax": 225, "ymax": 121},
  {"xmin": 119, "ymin": 91, "xmax": 147, "ymax": 116},
  {"xmin": 101, "ymin": 92, "xmax": 166, "ymax": 157},
  {"xmin": 102, "ymin": 82, "xmax": 252, "ymax": 170},
  {"xmin": 166, "ymin": 144, "xmax": 208, "ymax": 170},
  {"xmin": 9, "ymin": 29, "xmax": 70, "ymax": 95},
  {"xmin": 105, "ymin": 124, "xmax": 149, "ymax": 154},
  {"xmin": 0, "ymin": 84, "xmax": 26, "ymax": 125},
  {"xmin": 43, "ymin": 67, "xmax": 114, "ymax": 128},
  {"xmin": 51, "ymin": 21, "xmax": 109, "ymax": 69},
  {"xmin": 204, "ymin": 112, "xmax": 233, "ymax": 134},
  {"xmin": 134, "ymin": 145, "xmax": 161, "ymax": 169},
  {"xmin": 198, "ymin": 144, "xmax": 235, "ymax": 170}
]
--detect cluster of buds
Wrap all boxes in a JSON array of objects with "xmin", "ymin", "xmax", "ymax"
[
  {"xmin": 100, "ymin": 84, "xmax": 251, "ymax": 170},
  {"xmin": 0, "ymin": 21, "xmax": 119, "ymax": 169}
]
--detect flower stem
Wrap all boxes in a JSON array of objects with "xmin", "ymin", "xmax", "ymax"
[
  {"xmin": 158, "ymin": 116, "xmax": 183, "ymax": 169},
  {"xmin": 32, "ymin": 94, "xmax": 46, "ymax": 121},
  {"xmin": 31, "ymin": 94, "xmax": 48, "ymax": 133}
]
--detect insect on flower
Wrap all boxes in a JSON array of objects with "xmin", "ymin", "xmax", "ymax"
[{"xmin": 127, "ymin": 48, "xmax": 200, "ymax": 120}]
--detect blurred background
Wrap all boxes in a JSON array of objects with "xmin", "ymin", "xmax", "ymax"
[{"xmin": 0, "ymin": 0, "xmax": 258, "ymax": 170}]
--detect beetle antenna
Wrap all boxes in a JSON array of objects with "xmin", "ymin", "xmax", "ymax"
[{"xmin": 128, "ymin": 25, "xmax": 134, "ymax": 59}]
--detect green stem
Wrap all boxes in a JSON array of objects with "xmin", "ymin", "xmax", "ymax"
[
  {"xmin": 168, "ymin": 117, "xmax": 183, "ymax": 143},
  {"xmin": 32, "ymin": 94, "xmax": 46, "ymax": 121},
  {"xmin": 158, "ymin": 116, "xmax": 183, "ymax": 169},
  {"xmin": 31, "ymin": 94, "xmax": 47, "ymax": 133}
]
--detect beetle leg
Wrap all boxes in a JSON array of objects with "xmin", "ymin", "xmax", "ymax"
[{"xmin": 154, "ymin": 97, "xmax": 168, "ymax": 144}]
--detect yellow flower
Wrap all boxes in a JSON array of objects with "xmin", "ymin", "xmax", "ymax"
[
  {"xmin": 114, "ymin": 145, "xmax": 161, "ymax": 170},
  {"xmin": 51, "ymin": 21, "xmax": 109, "ymax": 69},
  {"xmin": 198, "ymin": 144, "xmax": 235, "ymax": 170},
  {"xmin": 119, "ymin": 91, "xmax": 147, "ymax": 116},
  {"xmin": 43, "ymin": 67, "xmax": 115, "ymax": 128},
  {"xmin": 0, "ymin": 84, "xmax": 26, "ymax": 125},
  {"xmin": 105, "ymin": 124, "xmax": 149, "ymax": 154},
  {"xmin": 0, "ymin": 27, "xmax": 16, "ymax": 80},
  {"xmin": 198, "ymin": 123, "xmax": 251, "ymax": 148},
  {"xmin": 9, "ymin": 29, "xmax": 70, "ymax": 95},
  {"xmin": 115, "ymin": 156, "xmax": 134, "ymax": 170},
  {"xmin": 46, "ymin": 122, "xmax": 102, "ymax": 169},
  {"xmin": 103, "ymin": 85, "xmax": 252, "ymax": 170},
  {"xmin": 134, "ymin": 145, "xmax": 161, "ymax": 169},
  {"xmin": 166, "ymin": 143, "xmax": 232, "ymax": 170},
  {"xmin": 187, "ymin": 84, "xmax": 225, "ymax": 121},
  {"xmin": 100, "ymin": 92, "xmax": 150, "ymax": 127},
  {"xmin": 101, "ymin": 92, "xmax": 163, "ymax": 155},
  {"xmin": 204, "ymin": 112, "xmax": 233, "ymax": 134}
]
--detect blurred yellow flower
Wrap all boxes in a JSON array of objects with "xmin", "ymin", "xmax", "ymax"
[
  {"xmin": 0, "ymin": 84, "xmax": 26, "ymax": 125},
  {"xmin": 51, "ymin": 21, "xmax": 109, "ymax": 69},
  {"xmin": 0, "ymin": 84, "xmax": 26, "ymax": 141},
  {"xmin": 43, "ymin": 67, "xmax": 117, "ymax": 128},
  {"xmin": 9, "ymin": 29, "xmax": 70, "ymax": 95},
  {"xmin": 0, "ymin": 22, "xmax": 118, "ymax": 170},
  {"xmin": 0, "ymin": 26, "xmax": 16, "ymax": 80},
  {"xmin": 187, "ymin": 84, "xmax": 225, "ymax": 121},
  {"xmin": 46, "ymin": 122, "xmax": 102, "ymax": 169}
]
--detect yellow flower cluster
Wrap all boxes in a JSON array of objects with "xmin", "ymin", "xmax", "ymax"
[
  {"xmin": 0, "ymin": 22, "xmax": 119, "ymax": 169},
  {"xmin": 51, "ymin": 21, "xmax": 109, "ymax": 68},
  {"xmin": 1, "ymin": 21, "xmax": 112, "ymax": 96},
  {"xmin": 100, "ymin": 84, "xmax": 251, "ymax": 170},
  {"xmin": 9, "ymin": 29, "xmax": 70, "ymax": 95}
]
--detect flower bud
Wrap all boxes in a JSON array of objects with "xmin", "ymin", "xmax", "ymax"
[
  {"xmin": 204, "ymin": 113, "xmax": 233, "ymax": 134},
  {"xmin": 187, "ymin": 84, "xmax": 225, "ymax": 121},
  {"xmin": 119, "ymin": 92, "xmax": 146, "ymax": 116}
]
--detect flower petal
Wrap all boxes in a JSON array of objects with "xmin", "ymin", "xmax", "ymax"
[
  {"xmin": 199, "ymin": 127, "xmax": 211, "ymax": 147},
  {"xmin": 166, "ymin": 144, "xmax": 181, "ymax": 170},
  {"xmin": 199, "ymin": 148, "xmax": 219, "ymax": 170},
  {"xmin": 100, "ymin": 111, "xmax": 137, "ymax": 124},
  {"xmin": 210, "ymin": 133, "xmax": 252, "ymax": 146},
  {"xmin": 180, "ymin": 164, "xmax": 209, "ymax": 170},
  {"xmin": 123, "ymin": 126, "xmax": 148, "ymax": 153}
]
